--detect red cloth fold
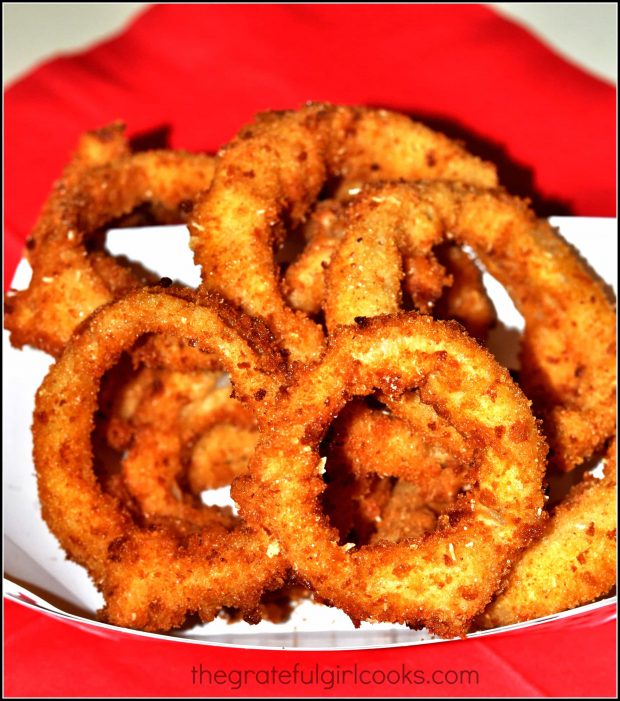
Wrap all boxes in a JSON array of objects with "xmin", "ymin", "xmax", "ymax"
[{"xmin": 3, "ymin": 5, "xmax": 616, "ymax": 696}]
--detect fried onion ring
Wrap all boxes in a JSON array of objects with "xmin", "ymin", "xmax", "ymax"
[
  {"xmin": 105, "ymin": 366, "xmax": 221, "ymax": 450},
  {"xmin": 320, "ymin": 399, "xmax": 471, "ymax": 543},
  {"xmin": 284, "ymin": 200, "xmax": 496, "ymax": 341},
  {"xmin": 189, "ymin": 103, "xmax": 497, "ymax": 361},
  {"xmin": 235, "ymin": 314, "xmax": 547, "ymax": 637},
  {"xmin": 478, "ymin": 439, "xmax": 617, "ymax": 628},
  {"xmin": 14, "ymin": 103, "xmax": 614, "ymax": 638},
  {"xmin": 5, "ymin": 128, "xmax": 214, "ymax": 356},
  {"xmin": 33, "ymin": 287, "xmax": 288, "ymax": 631},
  {"xmin": 325, "ymin": 181, "xmax": 616, "ymax": 470},
  {"xmin": 121, "ymin": 379, "xmax": 256, "ymax": 529}
]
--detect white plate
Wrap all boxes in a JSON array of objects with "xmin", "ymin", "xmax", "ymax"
[{"xmin": 3, "ymin": 217, "xmax": 617, "ymax": 649}]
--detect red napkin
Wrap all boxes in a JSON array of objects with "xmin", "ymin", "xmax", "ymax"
[
  {"xmin": 4, "ymin": 4, "xmax": 615, "ymax": 285},
  {"xmin": 4, "ymin": 5, "xmax": 616, "ymax": 697},
  {"xmin": 4, "ymin": 599, "xmax": 617, "ymax": 697}
]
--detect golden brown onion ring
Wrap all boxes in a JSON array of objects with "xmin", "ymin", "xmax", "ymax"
[
  {"xmin": 284, "ymin": 200, "xmax": 495, "ymax": 341},
  {"xmin": 331, "ymin": 398, "xmax": 471, "ymax": 484},
  {"xmin": 190, "ymin": 103, "xmax": 497, "ymax": 362},
  {"xmin": 24, "ymin": 122, "xmax": 131, "ymax": 265},
  {"xmin": 478, "ymin": 439, "xmax": 617, "ymax": 628},
  {"xmin": 321, "ymin": 399, "xmax": 471, "ymax": 544},
  {"xmin": 432, "ymin": 244, "xmax": 496, "ymax": 342},
  {"xmin": 121, "ymin": 379, "xmax": 256, "ymax": 529},
  {"xmin": 235, "ymin": 314, "xmax": 547, "ymax": 638},
  {"xmin": 284, "ymin": 200, "xmax": 344, "ymax": 316},
  {"xmin": 105, "ymin": 367, "xmax": 221, "ymax": 450},
  {"xmin": 33, "ymin": 287, "xmax": 288, "ymax": 631},
  {"xmin": 325, "ymin": 181, "xmax": 616, "ymax": 471},
  {"xmin": 6, "ymin": 128, "xmax": 214, "ymax": 357}
]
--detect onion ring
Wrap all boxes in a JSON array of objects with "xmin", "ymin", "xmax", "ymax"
[
  {"xmin": 15, "ymin": 103, "xmax": 614, "ymax": 637},
  {"xmin": 105, "ymin": 366, "xmax": 222, "ymax": 450},
  {"xmin": 478, "ymin": 439, "xmax": 617, "ymax": 628},
  {"xmin": 121, "ymin": 378, "xmax": 256, "ymax": 529},
  {"xmin": 321, "ymin": 399, "xmax": 471, "ymax": 543},
  {"xmin": 432, "ymin": 243, "xmax": 496, "ymax": 341},
  {"xmin": 25, "ymin": 123, "xmax": 131, "ymax": 267},
  {"xmin": 189, "ymin": 103, "xmax": 497, "ymax": 361},
  {"xmin": 33, "ymin": 286, "xmax": 288, "ymax": 631},
  {"xmin": 330, "ymin": 398, "xmax": 471, "ymax": 484},
  {"xmin": 284, "ymin": 200, "xmax": 495, "ymax": 341},
  {"xmin": 325, "ymin": 181, "xmax": 616, "ymax": 470},
  {"xmin": 235, "ymin": 314, "xmax": 547, "ymax": 637},
  {"xmin": 5, "ymin": 127, "xmax": 215, "ymax": 356}
]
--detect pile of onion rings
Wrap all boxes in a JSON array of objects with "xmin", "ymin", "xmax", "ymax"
[{"xmin": 5, "ymin": 103, "xmax": 616, "ymax": 637}]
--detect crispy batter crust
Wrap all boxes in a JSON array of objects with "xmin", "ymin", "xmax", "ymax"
[
  {"xmin": 478, "ymin": 439, "xmax": 617, "ymax": 628},
  {"xmin": 372, "ymin": 482, "xmax": 440, "ymax": 543},
  {"xmin": 284, "ymin": 199, "xmax": 345, "ymax": 315},
  {"xmin": 285, "ymin": 201, "xmax": 496, "ymax": 341},
  {"xmin": 325, "ymin": 181, "xmax": 616, "ymax": 470},
  {"xmin": 236, "ymin": 314, "xmax": 547, "ymax": 637},
  {"xmin": 320, "ymin": 400, "xmax": 470, "ymax": 544},
  {"xmin": 433, "ymin": 244, "xmax": 496, "ymax": 341},
  {"xmin": 33, "ymin": 287, "xmax": 288, "ymax": 631},
  {"xmin": 121, "ymin": 374, "xmax": 256, "ymax": 529},
  {"xmin": 5, "ymin": 126, "xmax": 214, "ymax": 356},
  {"xmin": 190, "ymin": 103, "xmax": 497, "ymax": 361}
]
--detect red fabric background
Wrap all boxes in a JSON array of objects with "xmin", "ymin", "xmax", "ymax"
[
  {"xmin": 4, "ymin": 600, "xmax": 617, "ymax": 697},
  {"xmin": 4, "ymin": 4, "xmax": 616, "ymax": 286},
  {"xmin": 3, "ymin": 5, "xmax": 617, "ymax": 697}
]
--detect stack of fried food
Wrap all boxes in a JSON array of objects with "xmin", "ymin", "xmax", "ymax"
[{"xmin": 5, "ymin": 104, "xmax": 616, "ymax": 639}]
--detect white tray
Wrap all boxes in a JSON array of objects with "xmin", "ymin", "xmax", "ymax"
[{"xmin": 3, "ymin": 217, "xmax": 617, "ymax": 649}]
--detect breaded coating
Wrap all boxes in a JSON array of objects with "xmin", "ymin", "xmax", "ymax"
[
  {"xmin": 322, "ymin": 399, "xmax": 470, "ymax": 544},
  {"xmin": 285, "ymin": 201, "xmax": 496, "ymax": 341},
  {"xmin": 330, "ymin": 399, "xmax": 470, "ymax": 484},
  {"xmin": 372, "ymin": 481, "xmax": 439, "ymax": 542},
  {"xmin": 236, "ymin": 314, "xmax": 547, "ymax": 638},
  {"xmin": 284, "ymin": 199, "xmax": 345, "ymax": 315},
  {"xmin": 433, "ymin": 244, "xmax": 496, "ymax": 341},
  {"xmin": 105, "ymin": 367, "xmax": 221, "ymax": 450},
  {"xmin": 190, "ymin": 103, "xmax": 497, "ymax": 362},
  {"xmin": 121, "ymin": 377, "xmax": 256, "ymax": 529},
  {"xmin": 5, "ymin": 125, "xmax": 214, "ymax": 356},
  {"xmin": 478, "ymin": 440, "xmax": 617, "ymax": 628},
  {"xmin": 189, "ymin": 425, "xmax": 259, "ymax": 493},
  {"xmin": 33, "ymin": 287, "xmax": 288, "ymax": 631},
  {"xmin": 325, "ymin": 181, "xmax": 616, "ymax": 470}
]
